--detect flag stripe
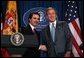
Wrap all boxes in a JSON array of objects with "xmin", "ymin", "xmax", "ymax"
[
  {"xmin": 68, "ymin": 22, "xmax": 83, "ymax": 57},
  {"xmin": 72, "ymin": 35, "xmax": 83, "ymax": 57},
  {"xmin": 72, "ymin": 45, "xmax": 80, "ymax": 57},
  {"xmin": 72, "ymin": 19, "xmax": 82, "ymax": 41},
  {"xmin": 68, "ymin": 23, "xmax": 82, "ymax": 46},
  {"xmin": 75, "ymin": 18, "xmax": 81, "ymax": 30}
]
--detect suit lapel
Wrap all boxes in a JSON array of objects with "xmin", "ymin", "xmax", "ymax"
[
  {"xmin": 26, "ymin": 24, "xmax": 34, "ymax": 34},
  {"xmin": 55, "ymin": 21, "xmax": 62, "ymax": 42},
  {"xmin": 46, "ymin": 25, "xmax": 53, "ymax": 42},
  {"xmin": 54, "ymin": 21, "xmax": 59, "ymax": 43}
]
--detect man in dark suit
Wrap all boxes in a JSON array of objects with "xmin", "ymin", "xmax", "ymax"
[
  {"xmin": 40, "ymin": 7, "xmax": 72, "ymax": 57},
  {"xmin": 21, "ymin": 12, "xmax": 46, "ymax": 57}
]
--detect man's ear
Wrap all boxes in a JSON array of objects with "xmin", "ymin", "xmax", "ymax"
[
  {"xmin": 29, "ymin": 19, "xmax": 31, "ymax": 22},
  {"xmin": 56, "ymin": 15, "xmax": 58, "ymax": 20},
  {"xmin": 46, "ymin": 15, "xmax": 48, "ymax": 19}
]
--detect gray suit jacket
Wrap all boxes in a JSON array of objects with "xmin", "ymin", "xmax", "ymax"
[{"xmin": 41, "ymin": 21, "xmax": 72, "ymax": 57}]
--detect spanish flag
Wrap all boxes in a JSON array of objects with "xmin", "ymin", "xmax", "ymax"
[
  {"xmin": 3, "ymin": 1, "xmax": 18, "ymax": 35},
  {"xmin": 1, "ymin": 48, "xmax": 10, "ymax": 57}
]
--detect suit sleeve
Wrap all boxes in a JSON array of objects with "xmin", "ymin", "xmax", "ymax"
[
  {"xmin": 40, "ymin": 31, "xmax": 47, "ymax": 45},
  {"xmin": 63, "ymin": 22, "xmax": 72, "ymax": 52}
]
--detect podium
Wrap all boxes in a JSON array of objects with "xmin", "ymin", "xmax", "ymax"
[{"xmin": 1, "ymin": 35, "xmax": 39, "ymax": 57}]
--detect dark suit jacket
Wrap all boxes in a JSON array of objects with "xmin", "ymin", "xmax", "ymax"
[
  {"xmin": 41, "ymin": 21, "xmax": 72, "ymax": 57},
  {"xmin": 20, "ymin": 24, "xmax": 40, "ymax": 57}
]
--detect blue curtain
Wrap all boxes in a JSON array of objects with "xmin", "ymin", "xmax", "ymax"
[{"xmin": 1, "ymin": 1, "xmax": 83, "ymax": 29}]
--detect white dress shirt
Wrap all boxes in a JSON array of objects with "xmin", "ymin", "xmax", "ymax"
[
  {"xmin": 29, "ymin": 23, "xmax": 35, "ymax": 31},
  {"xmin": 49, "ymin": 20, "xmax": 57, "ymax": 29}
]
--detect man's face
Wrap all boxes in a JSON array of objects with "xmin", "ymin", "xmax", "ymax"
[
  {"xmin": 29, "ymin": 14, "xmax": 40, "ymax": 27},
  {"xmin": 47, "ymin": 9, "xmax": 57, "ymax": 22}
]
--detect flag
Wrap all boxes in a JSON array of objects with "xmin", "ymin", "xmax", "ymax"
[
  {"xmin": 1, "ymin": 48, "xmax": 10, "ymax": 57},
  {"xmin": 65, "ymin": 1, "xmax": 83, "ymax": 57},
  {"xmin": 3, "ymin": 1, "xmax": 18, "ymax": 35}
]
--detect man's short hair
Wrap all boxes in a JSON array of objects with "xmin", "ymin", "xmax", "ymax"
[
  {"xmin": 46, "ymin": 7, "xmax": 57, "ymax": 15},
  {"xmin": 28, "ymin": 12, "xmax": 40, "ymax": 19}
]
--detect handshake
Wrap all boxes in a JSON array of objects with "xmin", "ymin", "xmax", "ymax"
[{"xmin": 38, "ymin": 45, "xmax": 47, "ymax": 51}]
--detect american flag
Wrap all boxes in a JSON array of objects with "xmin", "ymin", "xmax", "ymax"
[{"xmin": 65, "ymin": 1, "xmax": 83, "ymax": 57}]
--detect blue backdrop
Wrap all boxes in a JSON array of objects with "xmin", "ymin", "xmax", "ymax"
[{"xmin": 1, "ymin": 1, "xmax": 83, "ymax": 31}]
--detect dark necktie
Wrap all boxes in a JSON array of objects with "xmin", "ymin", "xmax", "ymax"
[
  {"xmin": 32, "ymin": 29, "xmax": 37, "ymax": 36},
  {"xmin": 32, "ymin": 29, "xmax": 35, "ymax": 34}
]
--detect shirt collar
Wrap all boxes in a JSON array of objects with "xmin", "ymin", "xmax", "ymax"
[
  {"xmin": 49, "ymin": 20, "xmax": 57, "ymax": 28},
  {"xmin": 29, "ymin": 23, "xmax": 35, "ymax": 31}
]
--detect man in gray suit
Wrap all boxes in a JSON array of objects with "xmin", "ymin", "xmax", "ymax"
[{"xmin": 40, "ymin": 7, "xmax": 72, "ymax": 57}]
